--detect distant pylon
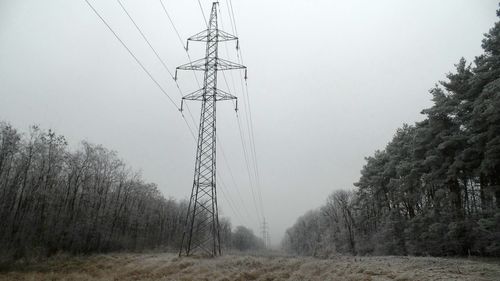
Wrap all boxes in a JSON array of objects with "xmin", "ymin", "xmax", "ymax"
[
  {"xmin": 261, "ymin": 217, "xmax": 270, "ymax": 249},
  {"xmin": 266, "ymin": 224, "xmax": 271, "ymax": 248},
  {"xmin": 177, "ymin": 2, "xmax": 246, "ymax": 257}
]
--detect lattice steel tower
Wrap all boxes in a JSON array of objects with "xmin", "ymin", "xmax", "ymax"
[{"xmin": 176, "ymin": 2, "xmax": 246, "ymax": 256}]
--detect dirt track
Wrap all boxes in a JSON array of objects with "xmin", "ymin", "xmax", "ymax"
[{"xmin": 1, "ymin": 253, "xmax": 499, "ymax": 281}]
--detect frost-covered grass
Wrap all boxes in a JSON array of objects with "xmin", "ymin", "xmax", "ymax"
[{"xmin": 1, "ymin": 252, "xmax": 499, "ymax": 280}]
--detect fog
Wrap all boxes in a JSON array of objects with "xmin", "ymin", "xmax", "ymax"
[{"xmin": 0, "ymin": 0, "xmax": 497, "ymax": 245}]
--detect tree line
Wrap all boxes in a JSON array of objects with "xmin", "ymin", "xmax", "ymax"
[
  {"xmin": 0, "ymin": 123, "xmax": 263, "ymax": 262},
  {"xmin": 282, "ymin": 9, "xmax": 500, "ymax": 257}
]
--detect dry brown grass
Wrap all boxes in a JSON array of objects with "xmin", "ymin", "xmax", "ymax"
[{"xmin": 0, "ymin": 253, "xmax": 499, "ymax": 281}]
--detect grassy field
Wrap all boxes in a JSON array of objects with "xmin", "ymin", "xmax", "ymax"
[{"xmin": 1, "ymin": 252, "xmax": 499, "ymax": 281}]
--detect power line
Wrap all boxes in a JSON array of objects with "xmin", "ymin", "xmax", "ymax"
[
  {"xmin": 159, "ymin": 0, "xmax": 186, "ymax": 50},
  {"xmin": 216, "ymin": 1, "xmax": 264, "ymax": 224},
  {"xmin": 243, "ymin": 81, "xmax": 265, "ymax": 215},
  {"xmin": 85, "ymin": 0, "xmax": 205, "ymax": 166},
  {"xmin": 224, "ymin": 0, "xmax": 237, "ymax": 36},
  {"xmin": 196, "ymin": 0, "xmax": 208, "ymax": 27},
  {"xmin": 116, "ymin": 0, "xmax": 202, "ymax": 142},
  {"xmin": 157, "ymin": 0, "xmax": 203, "ymax": 131},
  {"xmin": 217, "ymin": 173, "xmax": 247, "ymax": 225},
  {"xmin": 237, "ymin": 76, "xmax": 263, "ymax": 215},
  {"xmin": 227, "ymin": 0, "xmax": 238, "ymax": 38},
  {"xmin": 117, "ymin": 0, "xmax": 175, "ymax": 79},
  {"xmin": 225, "ymin": 0, "xmax": 265, "ymax": 219},
  {"xmin": 217, "ymin": 136, "xmax": 257, "ymax": 225},
  {"xmin": 83, "ymin": 0, "xmax": 179, "ymax": 110},
  {"xmin": 158, "ymin": 1, "xmax": 201, "ymax": 88},
  {"xmin": 217, "ymin": 4, "xmax": 238, "ymax": 107},
  {"xmin": 236, "ymin": 111, "xmax": 263, "ymax": 221}
]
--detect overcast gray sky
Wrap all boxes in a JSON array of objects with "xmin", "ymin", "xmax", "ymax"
[{"xmin": 0, "ymin": 0, "xmax": 498, "ymax": 245}]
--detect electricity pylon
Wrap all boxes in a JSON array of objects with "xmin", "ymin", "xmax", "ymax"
[
  {"xmin": 176, "ymin": 2, "xmax": 246, "ymax": 257},
  {"xmin": 261, "ymin": 218, "xmax": 270, "ymax": 249}
]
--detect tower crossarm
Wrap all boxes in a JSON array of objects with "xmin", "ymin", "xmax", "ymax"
[
  {"xmin": 176, "ymin": 58, "xmax": 247, "ymax": 79},
  {"xmin": 217, "ymin": 58, "xmax": 247, "ymax": 73},
  {"xmin": 182, "ymin": 88, "xmax": 237, "ymax": 101},
  {"xmin": 176, "ymin": 58, "xmax": 206, "ymax": 72},
  {"xmin": 181, "ymin": 88, "xmax": 237, "ymax": 111},
  {"xmin": 187, "ymin": 29, "xmax": 238, "ymax": 43}
]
